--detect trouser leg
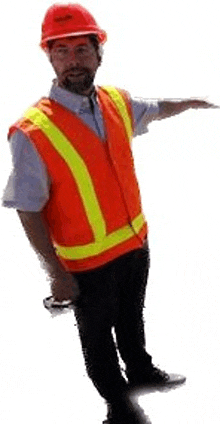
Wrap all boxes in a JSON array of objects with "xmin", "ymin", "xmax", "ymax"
[
  {"xmin": 114, "ymin": 245, "xmax": 153, "ymax": 373},
  {"xmin": 73, "ymin": 264, "xmax": 128, "ymax": 403}
]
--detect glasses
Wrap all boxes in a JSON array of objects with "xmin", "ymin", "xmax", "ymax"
[{"xmin": 52, "ymin": 44, "xmax": 95, "ymax": 60}]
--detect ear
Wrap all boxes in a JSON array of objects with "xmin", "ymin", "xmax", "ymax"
[
  {"xmin": 46, "ymin": 49, "xmax": 53, "ymax": 64},
  {"xmin": 43, "ymin": 43, "xmax": 53, "ymax": 63},
  {"xmin": 97, "ymin": 45, "xmax": 103, "ymax": 66}
]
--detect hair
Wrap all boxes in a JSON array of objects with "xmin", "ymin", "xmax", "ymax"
[{"xmin": 47, "ymin": 34, "xmax": 103, "ymax": 65}]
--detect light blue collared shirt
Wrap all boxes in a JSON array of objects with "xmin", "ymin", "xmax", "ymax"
[{"xmin": 2, "ymin": 82, "xmax": 160, "ymax": 211}]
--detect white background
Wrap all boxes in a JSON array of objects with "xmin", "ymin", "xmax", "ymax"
[{"xmin": 1, "ymin": 1, "xmax": 220, "ymax": 423}]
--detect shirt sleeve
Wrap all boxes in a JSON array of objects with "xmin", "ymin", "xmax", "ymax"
[
  {"xmin": 1, "ymin": 130, "xmax": 50, "ymax": 212},
  {"xmin": 130, "ymin": 96, "xmax": 160, "ymax": 137}
]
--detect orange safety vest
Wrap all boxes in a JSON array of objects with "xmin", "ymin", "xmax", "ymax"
[{"xmin": 8, "ymin": 86, "xmax": 148, "ymax": 272}]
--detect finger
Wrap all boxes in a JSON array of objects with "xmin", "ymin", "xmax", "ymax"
[{"xmin": 192, "ymin": 101, "xmax": 220, "ymax": 109}]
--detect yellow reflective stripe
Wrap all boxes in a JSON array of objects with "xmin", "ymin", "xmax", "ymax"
[
  {"xmin": 23, "ymin": 107, "xmax": 106, "ymax": 242},
  {"xmin": 55, "ymin": 212, "xmax": 145, "ymax": 259},
  {"xmin": 101, "ymin": 86, "xmax": 133, "ymax": 141},
  {"xmin": 132, "ymin": 212, "xmax": 146, "ymax": 233}
]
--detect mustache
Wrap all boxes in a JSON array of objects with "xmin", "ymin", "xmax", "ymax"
[{"xmin": 63, "ymin": 67, "xmax": 90, "ymax": 76}]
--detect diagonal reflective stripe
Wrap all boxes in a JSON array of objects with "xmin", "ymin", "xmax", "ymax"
[
  {"xmin": 55, "ymin": 212, "xmax": 146, "ymax": 259},
  {"xmin": 23, "ymin": 107, "xmax": 106, "ymax": 242},
  {"xmin": 101, "ymin": 86, "xmax": 133, "ymax": 141}
]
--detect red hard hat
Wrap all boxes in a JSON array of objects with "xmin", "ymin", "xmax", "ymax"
[{"xmin": 40, "ymin": 3, "xmax": 107, "ymax": 50}]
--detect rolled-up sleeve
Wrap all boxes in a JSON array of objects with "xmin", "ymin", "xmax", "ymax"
[
  {"xmin": 131, "ymin": 97, "xmax": 160, "ymax": 137},
  {"xmin": 2, "ymin": 130, "xmax": 50, "ymax": 211}
]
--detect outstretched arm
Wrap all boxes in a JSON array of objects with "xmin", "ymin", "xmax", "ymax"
[{"xmin": 158, "ymin": 99, "xmax": 219, "ymax": 120}]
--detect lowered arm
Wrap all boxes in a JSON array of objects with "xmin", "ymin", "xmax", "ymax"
[{"xmin": 16, "ymin": 210, "xmax": 79, "ymax": 302}]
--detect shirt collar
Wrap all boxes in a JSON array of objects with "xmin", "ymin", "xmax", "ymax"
[{"xmin": 49, "ymin": 79, "xmax": 98, "ymax": 114}]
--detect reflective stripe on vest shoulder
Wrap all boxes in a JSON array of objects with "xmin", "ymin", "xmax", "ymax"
[{"xmin": 101, "ymin": 86, "xmax": 133, "ymax": 141}]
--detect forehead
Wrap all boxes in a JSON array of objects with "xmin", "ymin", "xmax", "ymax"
[{"xmin": 52, "ymin": 36, "xmax": 92, "ymax": 48}]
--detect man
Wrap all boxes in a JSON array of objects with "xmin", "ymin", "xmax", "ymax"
[{"xmin": 2, "ymin": 4, "xmax": 217, "ymax": 424}]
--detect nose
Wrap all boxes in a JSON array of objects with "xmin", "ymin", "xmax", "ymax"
[{"xmin": 67, "ymin": 51, "xmax": 80, "ymax": 67}]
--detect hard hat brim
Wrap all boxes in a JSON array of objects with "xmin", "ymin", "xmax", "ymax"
[{"xmin": 40, "ymin": 30, "xmax": 107, "ymax": 50}]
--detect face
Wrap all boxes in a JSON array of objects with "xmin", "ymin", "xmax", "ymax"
[{"xmin": 49, "ymin": 36, "xmax": 100, "ymax": 95}]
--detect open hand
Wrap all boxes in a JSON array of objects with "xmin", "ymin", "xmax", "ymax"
[{"xmin": 189, "ymin": 99, "xmax": 220, "ymax": 109}]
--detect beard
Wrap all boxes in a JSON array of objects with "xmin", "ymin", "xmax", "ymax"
[{"xmin": 60, "ymin": 67, "xmax": 95, "ymax": 95}]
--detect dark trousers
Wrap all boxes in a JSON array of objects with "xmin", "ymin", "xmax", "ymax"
[{"xmin": 73, "ymin": 244, "xmax": 152, "ymax": 403}]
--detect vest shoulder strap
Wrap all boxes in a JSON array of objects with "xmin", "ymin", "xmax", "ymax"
[{"xmin": 100, "ymin": 86, "xmax": 133, "ymax": 141}]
